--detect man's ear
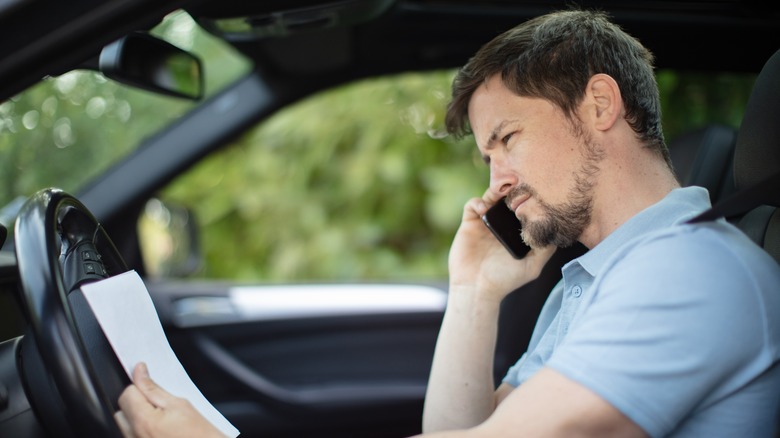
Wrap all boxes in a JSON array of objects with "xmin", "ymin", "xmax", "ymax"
[{"xmin": 586, "ymin": 73, "xmax": 622, "ymax": 132}]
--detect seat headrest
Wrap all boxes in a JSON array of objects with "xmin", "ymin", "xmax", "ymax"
[
  {"xmin": 668, "ymin": 124, "xmax": 737, "ymax": 202},
  {"xmin": 735, "ymin": 49, "xmax": 780, "ymax": 190}
]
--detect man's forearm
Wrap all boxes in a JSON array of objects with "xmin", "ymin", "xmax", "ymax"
[{"xmin": 422, "ymin": 286, "xmax": 502, "ymax": 432}]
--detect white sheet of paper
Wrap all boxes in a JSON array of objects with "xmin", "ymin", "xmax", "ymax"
[{"xmin": 81, "ymin": 270, "xmax": 239, "ymax": 437}]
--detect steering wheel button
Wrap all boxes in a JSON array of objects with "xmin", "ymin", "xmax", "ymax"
[
  {"xmin": 84, "ymin": 262, "xmax": 97, "ymax": 274},
  {"xmin": 81, "ymin": 250, "xmax": 94, "ymax": 260}
]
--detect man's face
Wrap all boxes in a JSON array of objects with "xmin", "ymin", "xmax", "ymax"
[{"xmin": 468, "ymin": 75, "xmax": 603, "ymax": 248}]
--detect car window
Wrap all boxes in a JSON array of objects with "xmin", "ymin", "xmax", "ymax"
[
  {"xmin": 141, "ymin": 70, "xmax": 485, "ymax": 281},
  {"xmin": 141, "ymin": 68, "xmax": 755, "ymax": 282},
  {"xmin": 658, "ymin": 70, "xmax": 755, "ymax": 140},
  {"xmin": 0, "ymin": 11, "xmax": 250, "ymax": 220}
]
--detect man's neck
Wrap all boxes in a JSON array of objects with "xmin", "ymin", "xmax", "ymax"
[{"xmin": 578, "ymin": 154, "xmax": 680, "ymax": 249}]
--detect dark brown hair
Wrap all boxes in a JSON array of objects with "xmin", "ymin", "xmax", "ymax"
[{"xmin": 446, "ymin": 9, "xmax": 670, "ymax": 166}]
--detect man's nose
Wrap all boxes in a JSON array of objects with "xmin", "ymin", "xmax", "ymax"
[{"xmin": 489, "ymin": 163, "xmax": 517, "ymax": 198}]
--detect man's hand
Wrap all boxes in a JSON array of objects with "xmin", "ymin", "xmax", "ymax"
[
  {"xmin": 448, "ymin": 194, "xmax": 555, "ymax": 299},
  {"xmin": 115, "ymin": 363, "xmax": 226, "ymax": 438},
  {"xmin": 422, "ymin": 194, "xmax": 556, "ymax": 432}
]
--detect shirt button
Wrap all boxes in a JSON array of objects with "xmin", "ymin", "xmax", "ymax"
[{"xmin": 572, "ymin": 285, "xmax": 582, "ymax": 297}]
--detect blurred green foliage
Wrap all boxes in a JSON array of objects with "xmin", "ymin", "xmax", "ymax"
[
  {"xmin": 0, "ymin": 72, "xmax": 192, "ymax": 209},
  {"xmin": 159, "ymin": 71, "xmax": 487, "ymax": 281},
  {"xmin": 0, "ymin": 11, "xmax": 249, "ymax": 209},
  {"xmin": 658, "ymin": 70, "xmax": 755, "ymax": 141}
]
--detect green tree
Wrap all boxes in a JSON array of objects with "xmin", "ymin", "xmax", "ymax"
[{"xmin": 160, "ymin": 71, "xmax": 486, "ymax": 281}]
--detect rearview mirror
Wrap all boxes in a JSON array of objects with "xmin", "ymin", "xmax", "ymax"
[{"xmin": 99, "ymin": 32, "xmax": 203, "ymax": 100}]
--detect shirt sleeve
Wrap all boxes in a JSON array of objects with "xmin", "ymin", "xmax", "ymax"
[
  {"xmin": 503, "ymin": 280, "xmax": 565, "ymax": 386},
  {"xmin": 546, "ymin": 224, "xmax": 775, "ymax": 438}
]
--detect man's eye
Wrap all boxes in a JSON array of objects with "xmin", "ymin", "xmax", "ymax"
[{"xmin": 502, "ymin": 133, "xmax": 513, "ymax": 144}]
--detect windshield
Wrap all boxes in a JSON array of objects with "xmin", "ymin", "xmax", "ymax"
[{"xmin": 0, "ymin": 11, "xmax": 250, "ymax": 220}]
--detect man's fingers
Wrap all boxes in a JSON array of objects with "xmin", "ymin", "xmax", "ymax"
[
  {"xmin": 118, "ymin": 364, "xmax": 179, "ymax": 437},
  {"xmin": 481, "ymin": 188, "xmax": 505, "ymax": 208},
  {"xmin": 132, "ymin": 362, "xmax": 174, "ymax": 408},
  {"xmin": 118, "ymin": 384, "xmax": 154, "ymax": 417},
  {"xmin": 117, "ymin": 383, "xmax": 158, "ymax": 438},
  {"xmin": 463, "ymin": 197, "xmax": 489, "ymax": 221},
  {"xmin": 114, "ymin": 410, "xmax": 136, "ymax": 438}
]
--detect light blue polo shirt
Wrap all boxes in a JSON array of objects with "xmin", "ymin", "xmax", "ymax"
[{"xmin": 503, "ymin": 187, "xmax": 780, "ymax": 437}]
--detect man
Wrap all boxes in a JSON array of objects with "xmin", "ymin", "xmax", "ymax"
[
  {"xmin": 421, "ymin": 9, "xmax": 780, "ymax": 437},
  {"xmin": 116, "ymin": 9, "xmax": 780, "ymax": 438}
]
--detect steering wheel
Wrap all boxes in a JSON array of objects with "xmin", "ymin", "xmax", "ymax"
[{"xmin": 14, "ymin": 188, "xmax": 130, "ymax": 437}]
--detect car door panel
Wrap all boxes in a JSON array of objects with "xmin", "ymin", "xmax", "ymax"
[{"xmin": 145, "ymin": 280, "xmax": 446, "ymax": 437}]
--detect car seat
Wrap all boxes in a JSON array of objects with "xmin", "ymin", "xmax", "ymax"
[
  {"xmin": 732, "ymin": 49, "xmax": 780, "ymax": 263},
  {"xmin": 690, "ymin": 48, "xmax": 780, "ymax": 264},
  {"xmin": 668, "ymin": 123, "xmax": 737, "ymax": 203}
]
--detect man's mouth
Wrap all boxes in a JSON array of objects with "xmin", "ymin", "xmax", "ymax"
[{"xmin": 508, "ymin": 194, "xmax": 531, "ymax": 216}]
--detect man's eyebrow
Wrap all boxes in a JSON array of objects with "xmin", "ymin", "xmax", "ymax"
[{"xmin": 480, "ymin": 119, "xmax": 515, "ymax": 165}]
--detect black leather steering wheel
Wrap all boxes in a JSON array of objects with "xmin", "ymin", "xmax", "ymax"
[{"xmin": 15, "ymin": 188, "xmax": 130, "ymax": 437}]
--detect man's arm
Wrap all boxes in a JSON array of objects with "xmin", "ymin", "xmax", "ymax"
[
  {"xmin": 422, "ymin": 196, "xmax": 555, "ymax": 432},
  {"xmin": 422, "ymin": 367, "xmax": 648, "ymax": 438},
  {"xmin": 421, "ymin": 284, "xmax": 504, "ymax": 431}
]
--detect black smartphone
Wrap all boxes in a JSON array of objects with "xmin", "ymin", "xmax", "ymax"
[{"xmin": 481, "ymin": 197, "xmax": 531, "ymax": 259}]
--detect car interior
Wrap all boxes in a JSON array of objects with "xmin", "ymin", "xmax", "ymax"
[
  {"xmin": 0, "ymin": 1, "xmax": 779, "ymax": 437},
  {"xmin": 729, "ymin": 49, "xmax": 780, "ymax": 262}
]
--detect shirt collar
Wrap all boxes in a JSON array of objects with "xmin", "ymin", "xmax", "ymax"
[{"xmin": 574, "ymin": 186, "xmax": 712, "ymax": 277}]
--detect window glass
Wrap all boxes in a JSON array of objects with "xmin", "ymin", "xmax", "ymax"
[
  {"xmin": 658, "ymin": 69, "xmax": 755, "ymax": 140},
  {"xmin": 143, "ymin": 69, "xmax": 755, "ymax": 282},
  {"xmin": 146, "ymin": 71, "xmax": 485, "ymax": 282},
  {"xmin": 0, "ymin": 11, "xmax": 250, "ymax": 216}
]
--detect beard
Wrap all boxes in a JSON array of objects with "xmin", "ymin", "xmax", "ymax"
[{"xmin": 508, "ymin": 137, "xmax": 603, "ymax": 248}]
